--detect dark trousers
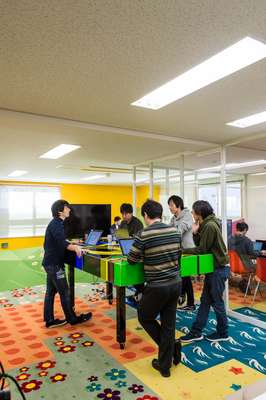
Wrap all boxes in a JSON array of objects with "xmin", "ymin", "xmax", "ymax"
[
  {"xmin": 191, "ymin": 266, "xmax": 230, "ymax": 336},
  {"xmin": 138, "ymin": 279, "xmax": 181, "ymax": 371},
  {"xmin": 43, "ymin": 265, "xmax": 76, "ymax": 324},
  {"xmin": 181, "ymin": 276, "xmax": 194, "ymax": 306}
]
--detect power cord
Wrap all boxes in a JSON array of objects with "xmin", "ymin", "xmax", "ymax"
[{"xmin": 0, "ymin": 361, "xmax": 26, "ymax": 400}]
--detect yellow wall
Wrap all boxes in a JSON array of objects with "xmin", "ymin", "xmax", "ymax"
[{"xmin": 0, "ymin": 181, "xmax": 160, "ymax": 250}]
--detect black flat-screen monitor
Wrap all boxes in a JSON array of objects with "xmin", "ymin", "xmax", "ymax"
[{"xmin": 64, "ymin": 204, "xmax": 111, "ymax": 238}]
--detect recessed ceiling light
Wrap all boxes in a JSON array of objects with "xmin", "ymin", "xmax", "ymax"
[
  {"xmin": 40, "ymin": 144, "xmax": 80, "ymax": 159},
  {"xmin": 81, "ymin": 174, "xmax": 106, "ymax": 181},
  {"xmin": 227, "ymin": 110, "xmax": 266, "ymax": 128},
  {"xmin": 8, "ymin": 170, "xmax": 28, "ymax": 177},
  {"xmin": 132, "ymin": 37, "xmax": 266, "ymax": 110}
]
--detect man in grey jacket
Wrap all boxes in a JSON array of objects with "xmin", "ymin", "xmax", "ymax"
[{"xmin": 168, "ymin": 195, "xmax": 195, "ymax": 311}]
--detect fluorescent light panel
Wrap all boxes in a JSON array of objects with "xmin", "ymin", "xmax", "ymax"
[
  {"xmin": 8, "ymin": 170, "xmax": 28, "ymax": 177},
  {"xmin": 198, "ymin": 159, "xmax": 266, "ymax": 172},
  {"xmin": 227, "ymin": 110, "xmax": 266, "ymax": 128},
  {"xmin": 132, "ymin": 37, "xmax": 266, "ymax": 110},
  {"xmin": 40, "ymin": 144, "xmax": 80, "ymax": 159},
  {"xmin": 82, "ymin": 174, "xmax": 106, "ymax": 181}
]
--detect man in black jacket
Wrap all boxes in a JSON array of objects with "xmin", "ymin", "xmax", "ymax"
[
  {"xmin": 43, "ymin": 200, "xmax": 92, "ymax": 328},
  {"xmin": 120, "ymin": 203, "xmax": 143, "ymax": 236}
]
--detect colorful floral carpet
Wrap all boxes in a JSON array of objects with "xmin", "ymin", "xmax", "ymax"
[
  {"xmin": 0, "ymin": 283, "xmax": 265, "ymax": 400},
  {"xmin": 0, "ymin": 247, "xmax": 266, "ymax": 399}
]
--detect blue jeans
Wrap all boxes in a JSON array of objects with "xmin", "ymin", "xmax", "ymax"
[
  {"xmin": 191, "ymin": 266, "xmax": 230, "ymax": 336},
  {"xmin": 43, "ymin": 265, "xmax": 76, "ymax": 324}
]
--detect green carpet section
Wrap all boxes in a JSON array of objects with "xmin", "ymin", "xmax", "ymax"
[{"xmin": 0, "ymin": 247, "xmax": 101, "ymax": 291}]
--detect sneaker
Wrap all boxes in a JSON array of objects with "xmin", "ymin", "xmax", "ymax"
[
  {"xmin": 180, "ymin": 332, "xmax": 203, "ymax": 343},
  {"xmin": 178, "ymin": 305, "xmax": 196, "ymax": 312},
  {"xmin": 45, "ymin": 319, "xmax": 67, "ymax": 329},
  {"xmin": 70, "ymin": 312, "xmax": 92, "ymax": 325},
  {"xmin": 151, "ymin": 359, "xmax": 170, "ymax": 377},
  {"xmin": 205, "ymin": 332, "xmax": 229, "ymax": 342},
  {"xmin": 178, "ymin": 294, "xmax": 186, "ymax": 306},
  {"xmin": 126, "ymin": 295, "xmax": 138, "ymax": 307}
]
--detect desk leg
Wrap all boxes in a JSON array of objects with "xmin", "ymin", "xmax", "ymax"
[
  {"xmin": 116, "ymin": 286, "xmax": 126, "ymax": 349},
  {"xmin": 68, "ymin": 264, "xmax": 75, "ymax": 309},
  {"xmin": 106, "ymin": 281, "xmax": 113, "ymax": 304}
]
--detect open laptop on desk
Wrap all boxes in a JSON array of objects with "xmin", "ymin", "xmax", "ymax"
[
  {"xmin": 80, "ymin": 230, "xmax": 103, "ymax": 248},
  {"xmin": 253, "ymin": 241, "xmax": 263, "ymax": 252},
  {"xmin": 119, "ymin": 238, "xmax": 135, "ymax": 257},
  {"xmin": 115, "ymin": 228, "xmax": 130, "ymax": 239}
]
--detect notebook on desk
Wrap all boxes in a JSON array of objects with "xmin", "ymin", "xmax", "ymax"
[
  {"xmin": 119, "ymin": 238, "xmax": 135, "ymax": 256},
  {"xmin": 80, "ymin": 230, "xmax": 103, "ymax": 247},
  {"xmin": 253, "ymin": 241, "xmax": 263, "ymax": 252}
]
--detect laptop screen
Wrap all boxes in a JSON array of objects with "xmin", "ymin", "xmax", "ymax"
[
  {"xmin": 85, "ymin": 230, "xmax": 103, "ymax": 246},
  {"xmin": 115, "ymin": 228, "xmax": 130, "ymax": 239},
  {"xmin": 253, "ymin": 241, "xmax": 263, "ymax": 252},
  {"xmin": 119, "ymin": 239, "xmax": 135, "ymax": 256}
]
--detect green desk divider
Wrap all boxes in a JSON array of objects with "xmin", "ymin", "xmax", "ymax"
[
  {"xmin": 199, "ymin": 254, "xmax": 214, "ymax": 274},
  {"xmin": 180, "ymin": 255, "xmax": 198, "ymax": 277},
  {"xmin": 113, "ymin": 260, "xmax": 144, "ymax": 287}
]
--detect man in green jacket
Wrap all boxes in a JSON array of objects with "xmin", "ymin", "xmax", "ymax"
[{"xmin": 180, "ymin": 200, "xmax": 230, "ymax": 343}]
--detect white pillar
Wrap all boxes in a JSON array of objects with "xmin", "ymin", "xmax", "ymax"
[
  {"xmin": 220, "ymin": 145, "xmax": 229, "ymax": 311},
  {"xmin": 180, "ymin": 155, "xmax": 184, "ymax": 198},
  {"xmin": 242, "ymin": 174, "xmax": 248, "ymax": 220},
  {"xmin": 132, "ymin": 167, "xmax": 137, "ymax": 215},
  {"xmin": 220, "ymin": 146, "xmax": 228, "ymax": 245},
  {"xmin": 149, "ymin": 162, "xmax": 154, "ymax": 199},
  {"xmin": 194, "ymin": 171, "xmax": 199, "ymax": 202},
  {"xmin": 165, "ymin": 168, "xmax": 170, "ymax": 197}
]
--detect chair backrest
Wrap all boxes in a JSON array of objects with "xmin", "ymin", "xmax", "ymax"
[
  {"xmin": 228, "ymin": 250, "xmax": 248, "ymax": 274},
  {"xmin": 256, "ymin": 258, "xmax": 266, "ymax": 282}
]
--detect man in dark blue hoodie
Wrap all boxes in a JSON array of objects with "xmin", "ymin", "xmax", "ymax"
[{"xmin": 42, "ymin": 200, "xmax": 92, "ymax": 328}]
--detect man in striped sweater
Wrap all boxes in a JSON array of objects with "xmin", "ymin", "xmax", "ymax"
[{"xmin": 127, "ymin": 199, "xmax": 182, "ymax": 377}]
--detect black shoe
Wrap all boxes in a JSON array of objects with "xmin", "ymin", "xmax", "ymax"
[
  {"xmin": 178, "ymin": 305, "xmax": 196, "ymax": 312},
  {"xmin": 180, "ymin": 332, "xmax": 203, "ymax": 343},
  {"xmin": 173, "ymin": 340, "xmax": 181, "ymax": 365},
  {"xmin": 205, "ymin": 332, "xmax": 229, "ymax": 342},
  {"xmin": 45, "ymin": 319, "xmax": 67, "ymax": 328},
  {"xmin": 70, "ymin": 312, "xmax": 92, "ymax": 325},
  {"xmin": 178, "ymin": 294, "xmax": 186, "ymax": 306},
  {"xmin": 151, "ymin": 359, "xmax": 170, "ymax": 377}
]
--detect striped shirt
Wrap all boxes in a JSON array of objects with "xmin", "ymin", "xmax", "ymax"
[{"xmin": 127, "ymin": 221, "xmax": 181, "ymax": 283}]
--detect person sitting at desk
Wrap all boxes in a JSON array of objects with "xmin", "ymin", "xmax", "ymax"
[
  {"xmin": 120, "ymin": 203, "xmax": 143, "ymax": 236},
  {"xmin": 110, "ymin": 216, "xmax": 121, "ymax": 236},
  {"xmin": 168, "ymin": 194, "xmax": 195, "ymax": 311},
  {"xmin": 228, "ymin": 222, "xmax": 266, "ymax": 293},
  {"xmin": 228, "ymin": 222, "xmax": 265, "ymax": 268},
  {"xmin": 180, "ymin": 200, "xmax": 230, "ymax": 344},
  {"xmin": 42, "ymin": 200, "xmax": 92, "ymax": 328},
  {"xmin": 127, "ymin": 199, "xmax": 182, "ymax": 378}
]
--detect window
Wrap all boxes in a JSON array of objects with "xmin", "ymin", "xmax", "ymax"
[
  {"xmin": 198, "ymin": 182, "xmax": 242, "ymax": 218},
  {"xmin": 0, "ymin": 185, "xmax": 60, "ymax": 238}
]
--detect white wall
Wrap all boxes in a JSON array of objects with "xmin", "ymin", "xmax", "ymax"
[{"xmin": 246, "ymin": 174, "xmax": 266, "ymax": 240}]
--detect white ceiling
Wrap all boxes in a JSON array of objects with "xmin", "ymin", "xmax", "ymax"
[{"xmin": 1, "ymin": 1, "xmax": 266, "ymax": 184}]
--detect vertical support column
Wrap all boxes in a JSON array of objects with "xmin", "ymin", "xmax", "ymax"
[
  {"xmin": 220, "ymin": 145, "xmax": 229, "ymax": 311},
  {"xmin": 242, "ymin": 174, "xmax": 248, "ymax": 220},
  {"xmin": 149, "ymin": 162, "xmax": 154, "ymax": 199},
  {"xmin": 132, "ymin": 166, "xmax": 137, "ymax": 215},
  {"xmin": 194, "ymin": 171, "xmax": 199, "ymax": 202},
  {"xmin": 180, "ymin": 154, "xmax": 184, "ymax": 198},
  {"xmin": 165, "ymin": 168, "xmax": 170, "ymax": 198}
]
